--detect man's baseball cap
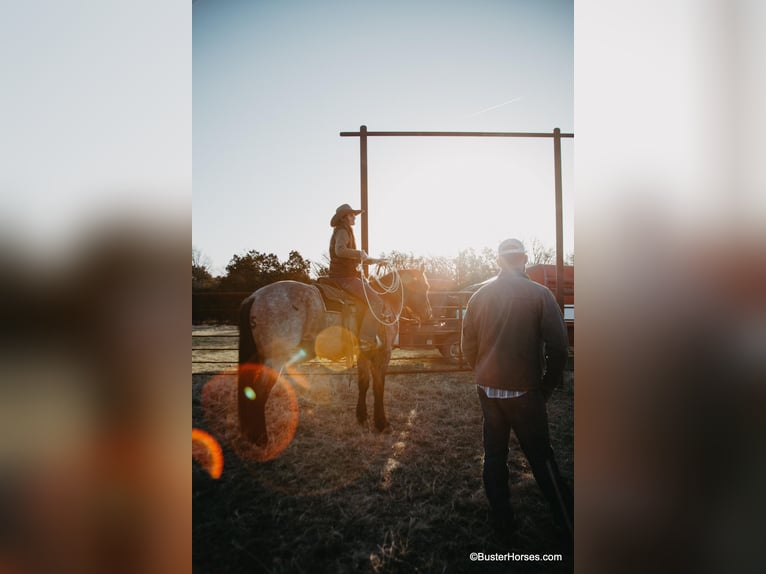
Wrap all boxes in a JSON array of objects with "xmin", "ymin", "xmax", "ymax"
[{"xmin": 498, "ymin": 238, "xmax": 526, "ymax": 255}]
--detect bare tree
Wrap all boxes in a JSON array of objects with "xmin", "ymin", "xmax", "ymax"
[
  {"xmin": 192, "ymin": 246, "xmax": 216, "ymax": 290},
  {"xmin": 455, "ymin": 247, "xmax": 498, "ymax": 287},
  {"xmin": 311, "ymin": 254, "xmax": 330, "ymax": 278},
  {"xmin": 378, "ymin": 250, "xmax": 424, "ymax": 270},
  {"xmin": 529, "ymin": 238, "xmax": 555, "ymax": 265},
  {"xmin": 193, "ymin": 245, "xmax": 213, "ymax": 270}
]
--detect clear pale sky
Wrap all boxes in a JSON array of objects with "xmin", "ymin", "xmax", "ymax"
[{"xmin": 193, "ymin": 0, "xmax": 573, "ymax": 275}]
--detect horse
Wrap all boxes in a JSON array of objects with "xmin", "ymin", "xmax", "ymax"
[{"xmin": 237, "ymin": 268, "xmax": 433, "ymax": 446}]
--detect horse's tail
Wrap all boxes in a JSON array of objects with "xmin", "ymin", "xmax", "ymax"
[
  {"xmin": 237, "ymin": 295, "xmax": 262, "ymax": 441},
  {"xmin": 238, "ymin": 294, "xmax": 258, "ymax": 366}
]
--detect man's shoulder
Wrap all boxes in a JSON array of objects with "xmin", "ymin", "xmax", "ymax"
[
  {"xmin": 509, "ymin": 272, "xmax": 554, "ymax": 294},
  {"xmin": 492, "ymin": 271, "xmax": 538, "ymax": 290},
  {"xmin": 469, "ymin": 279, "xmax": 501, "ymax": 298},
  {"xmin": 484, "ymin": 271, "xmax": 556, "ymax": 301},
  {"xmin": 465, "ymin": 284, "xmax": 493, "ymax": 312},
  {"xmin": 524, "ymin": 276, "xmax": 552, "ymax": 294},
  {"xmin": 468, "ymin": 279, "xmax": 511, "ymax": 307}
]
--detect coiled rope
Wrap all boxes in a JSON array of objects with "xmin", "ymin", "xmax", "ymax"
[{"xmin": 358, "ymin": 259, "xmax": 404, "ymax": 326}]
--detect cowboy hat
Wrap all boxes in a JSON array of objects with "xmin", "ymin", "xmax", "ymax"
[{"xmin": 330, "ymin": 203, "xmax": 363, "ymax": 227}]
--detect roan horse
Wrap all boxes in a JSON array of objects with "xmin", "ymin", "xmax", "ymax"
[{"xmin": 237, "ymin": 268, "xmax": 432, "ymax": 446}]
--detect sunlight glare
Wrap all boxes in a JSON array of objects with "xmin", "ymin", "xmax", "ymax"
[
  {"xmin": 192, "ymin": 428, "xmax": 224, "ymax": 479},
  {"xmin": 286, "ymin": 348, "xmax": 307, "ymax": 366},
  {"xmin": 314, "ymin": 325, "xmax": 357, "ymax": 370}
]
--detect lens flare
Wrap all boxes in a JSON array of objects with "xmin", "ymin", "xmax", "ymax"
[
  {"xmin": 192, "ymin": 428, "xmax": 223, "ymax": 479},
  {"xmin": 201, "ymin": 367, "xmax": 299, "ymax": 462},
  {"xmin": 243, "ymin": 386, "xmax": 256, "ymax": 400},
  {"xmin": 314, "ymin": 325, "xmax": 357, "ymax": 371},
  {"xmin": 286, "ymin": 348, "xmax": 307, "ymax": 366}
]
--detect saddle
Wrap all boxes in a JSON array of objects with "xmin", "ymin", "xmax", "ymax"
[
  {"xmin": 315, "ymin": 277, "xmax": 358, "ymax": 314},
  {"xmin": 314, "ymin": 278, "xmax": 364, "ymax": 365},
  {"xmin": 315, "ymin": 278, "xmax": 391, "ymax": 355}
]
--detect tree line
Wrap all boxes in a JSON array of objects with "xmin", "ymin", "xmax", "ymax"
[{"xmin": 192, "ymin": 241, "xmax": 572, "ymax": 324}]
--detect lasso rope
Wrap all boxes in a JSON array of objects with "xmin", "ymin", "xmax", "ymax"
[{"xmin": 358, "ymin": 260, "xmax": 404, "ymax": 326}]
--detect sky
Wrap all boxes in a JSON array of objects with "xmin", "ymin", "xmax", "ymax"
[{"xmin": 193, "ymin": 0, "xmax": 573, "ymax": 275}]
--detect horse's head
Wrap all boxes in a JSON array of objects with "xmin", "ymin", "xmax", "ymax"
[{"xmin": 400, "ymin": 267, "xmax": 433, "ymax": 322}]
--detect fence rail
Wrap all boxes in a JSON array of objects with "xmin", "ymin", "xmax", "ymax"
[
  {"xmin": 192, "ymin": 330, "xmax": 472, "ymax": 375},
  {"xmin": 192, "ymin": 288, "xmax": 476, "ymax": 375}
]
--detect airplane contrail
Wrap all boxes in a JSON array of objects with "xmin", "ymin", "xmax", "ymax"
[{"xmin": 469, "ymin": 96, "xmax": 523, "ymax": 117}]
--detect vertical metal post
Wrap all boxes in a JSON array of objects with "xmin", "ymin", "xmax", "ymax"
[
  {"xmin": 553, "ymin": 127, "xmax": 565, "ymax": 312},
  {"xmin": 359, "ymin": 125, "xmax": 369, "ymax": 256}
]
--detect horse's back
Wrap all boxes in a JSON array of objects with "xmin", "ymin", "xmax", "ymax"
[
  {"xmin": 252, "ymin": 279, "xmax": 319, "ymax": 304},
  {"xmin": 250, "ymin": 281, "xmax": 324, "ymax": 362}
]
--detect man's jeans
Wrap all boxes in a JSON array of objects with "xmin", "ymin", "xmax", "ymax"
[{"xmin": 477, "ymin": 386, "xmax": 573, "ymax": 536}]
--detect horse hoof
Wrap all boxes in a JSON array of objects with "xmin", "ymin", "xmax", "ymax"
[{"xmin": 376, "ymin": 423, "xmax": 392, "ymax": 434}]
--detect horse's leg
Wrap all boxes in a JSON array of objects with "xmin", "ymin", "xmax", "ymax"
[
  {"xmin": 238, "ymin": 297, "xmax": 268, "ymax": 444},
  {"xmin": 239, "ymin": 363, "xmax": 277, "ymax": 446},
  {"xmin": 238, "ymin": 362, "xmax": 259, "ymax": 441},
  {"xmin": 371, "ymin": 361, "xmax": 391, "ymax": 433},
  {"xmin": 356, "ymin": 357, "xmax": 370, "ymax": 426}
]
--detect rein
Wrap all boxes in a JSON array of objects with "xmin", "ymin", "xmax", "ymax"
[{"xmin": 358, "ymin": 261, "xmax": 404, "ymax": 326}]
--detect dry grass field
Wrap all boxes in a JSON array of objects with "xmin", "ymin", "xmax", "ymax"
[{"xmin": 192, "ymin": 351, "xmax": 573, "ymax": 573}]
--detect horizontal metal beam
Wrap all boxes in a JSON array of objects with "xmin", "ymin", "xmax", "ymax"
[{"xmin": 340, "ymin": 130, "xmax": 574, "ymax": 138}]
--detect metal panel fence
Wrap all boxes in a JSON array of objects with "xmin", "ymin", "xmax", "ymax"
[{"xmin": 192, "ymin": 291, "xmax": 474, "ymax": 375}]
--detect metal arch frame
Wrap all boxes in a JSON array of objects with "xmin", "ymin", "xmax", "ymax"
[{"xmin": 340, "ymin": 126, "xmax": 574, "ymax": 310}]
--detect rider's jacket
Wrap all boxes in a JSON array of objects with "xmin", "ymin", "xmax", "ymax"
[{"xmin": 328, "ymin": 224, "xmax": 362, "ymax": 278}]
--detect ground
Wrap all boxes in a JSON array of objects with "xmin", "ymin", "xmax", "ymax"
[{"xmin": 192, "ymin": 352, "xmax": 573, "ymax": 573}]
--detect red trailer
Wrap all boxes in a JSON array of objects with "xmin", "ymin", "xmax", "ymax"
[{"xmin": 526, "ymin": 264, "xmax": 574, "ymax": 348}]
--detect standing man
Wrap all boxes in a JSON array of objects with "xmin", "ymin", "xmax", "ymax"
[{"xmin": 461, "ymin": 238, "xmax": 573, "ymax": 540}]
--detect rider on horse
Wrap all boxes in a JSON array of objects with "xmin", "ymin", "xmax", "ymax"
[{"xmin": 328, "ymin": 203, "xmax": 389, "ymax": 352}]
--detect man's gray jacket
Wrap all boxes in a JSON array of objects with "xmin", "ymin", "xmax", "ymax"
[{"xmin": 461, "ymin": 268, "xmax": 569, "ymax": 395}]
